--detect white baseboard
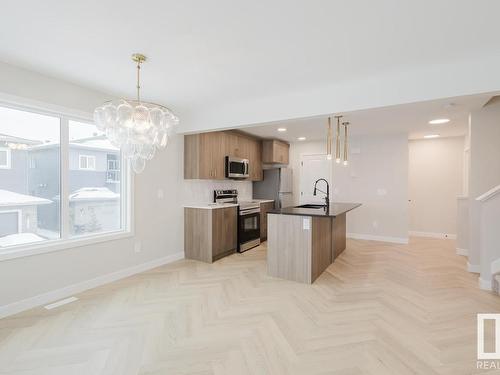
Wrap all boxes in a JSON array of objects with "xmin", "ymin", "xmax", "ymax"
[
  {"xmin": 0, "ymin": 251, "xmax": 184, "ymax": 319},
  {"xmin": 456, "ymin": 248, "xmax": 468, "ymax": 256},
  {"xmin": 347, "ymin": 233, "xmax": 409, "ymax": 244},
  {"xmin": 479, "ymin": 277, "xmax": 492, "ymax": 291},
  {"xmin": 467, "ymin": 262, "xmax": 480, "ymax": 274},
  {"xmin": 409, "ymin": 231, "xmax": 457, "ymax": 240}
]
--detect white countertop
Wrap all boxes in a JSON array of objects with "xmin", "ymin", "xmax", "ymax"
[
  {"xmin": 183, "ymin": 199, "xmax": 274, "ymax": 210},
  {"xmin": 183, "ymin": 203, "xmax": 239, "ymax": 210}
]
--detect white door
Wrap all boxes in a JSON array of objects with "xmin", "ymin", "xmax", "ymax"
[{"xmin": 299, "ymin": 154, "xmax": 333, "ymax": 204}]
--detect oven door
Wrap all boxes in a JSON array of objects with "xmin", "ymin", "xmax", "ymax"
[
  {"xmin": 238, "ymin": 209, "xmax": 260, "ymax": 250},
  {"xmin": 226, "ymin": 156, "xmax": 249, "ymax": 178}
]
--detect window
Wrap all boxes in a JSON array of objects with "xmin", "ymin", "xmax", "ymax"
[
  {"xmin": 69, "ymin": 120, "xmax": 122, "ymax": 237},
  {"xmin": 0, "ymin": 106, "xmax": 60, "ymax": 248},
  {"xmin": 79, "ymin": 155, "xmax": 96, "ymax": 170},
  {"xmin": 0, "ymin": 147, "xmax": 11, "ymax": 169},
  {"xmin": 0, "ymin": 104, "xmax": 129, "ymax": 254}
]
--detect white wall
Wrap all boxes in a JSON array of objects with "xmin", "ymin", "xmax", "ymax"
[
  {"xmin": 408, "ymin": 137, "xmax": 464, "ymax": 238},
  {"xmin": 468, "ymin": 98, "xmax": 500, "ymax": 272},
  {"xmin": 289, "ymin": 134, "xmax": 409, "ymax": 242},
  {"xmin": 0, "ymin": 62, "xmax": 184, "ymax": 313}
]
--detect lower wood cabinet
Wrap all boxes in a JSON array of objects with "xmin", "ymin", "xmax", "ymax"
[
  {"xmin": 259, "ymin": 201, "xmax": 275, "ymax": 241},
  {"xmin": 184, "ymin": 206, "xmax": 237, "ymax": 263}
]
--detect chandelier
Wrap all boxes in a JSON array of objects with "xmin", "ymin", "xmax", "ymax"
[{"xmin": 94, "ymin": 53, "xmax": 179, "ymax": 173}]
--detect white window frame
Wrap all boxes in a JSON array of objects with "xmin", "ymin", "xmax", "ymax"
[
  {"xmin": 0, "ymin": 101, "xmax": 133, "ymax": 262},
  {"xmin": 79, "ymin": 154, "xmax": 96, "ymax": 170},
  {"xmin": 0, "ymin": 147, "xmax": 12, "ymax": 169},
  {"xmin": 0, "ymin": 209, "xmax": 22, "ymax": 234}
]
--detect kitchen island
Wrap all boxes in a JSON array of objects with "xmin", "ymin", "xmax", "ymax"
[{"xmin": 267, "ymin": 203, "xmax": 361, "ymax": 283}]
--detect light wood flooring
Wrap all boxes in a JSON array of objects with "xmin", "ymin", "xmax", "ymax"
[{"xmin": 1, "ymin": 237, "xmax": 500, "ymax": 374}]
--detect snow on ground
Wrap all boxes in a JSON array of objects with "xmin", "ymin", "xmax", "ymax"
[{"xmin": 69, "ymin": 187, "xmax": 120, "ymax": 202}]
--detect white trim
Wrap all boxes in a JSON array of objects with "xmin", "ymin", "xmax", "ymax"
[
  {"xmin": 467, "ymin": 262, "xmax": 480, "ymax": 273},
  {"xmin": 0, "ymin": 251, "xmax": 184, "ymax": 319},
  {"xmin": 78, "ymin": 154, "xmax": 96, "ymax": 170},
  {"xmin": 456, "ymin": 248, "xmax": 468, "ymax": 256},
  {"xmin": 0, "ymin": 100, "xmax": 133, "ymax": 260},
  {"xmin": 479, "ymin": 277, "xmax": 492, "ymax": 291},
  {"xmin": 0, "ymin": 147, "xmax": 12, "ymax": 169},
  {"xmin": 0, "ymin": 93, "xmax": 94, "ymax": 121},
  {"xmin": 476, "ymin": 185, "xmax": 500, "ymax": 202},
  {"xmin": 347, "ymin": 233, "xmax": 409, "ymax": 244},
  {"xmin": 0, "ymin": 230, "xmax": 133, "ymax": 261},
  {"xmin": 409, "ymin": 231, "xmax": 457, "ymax": 240}
]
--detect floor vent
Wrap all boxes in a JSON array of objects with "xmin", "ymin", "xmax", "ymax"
[{"xmin": 44, "ymin": 297, "xmax": 79, "ymax": 310}]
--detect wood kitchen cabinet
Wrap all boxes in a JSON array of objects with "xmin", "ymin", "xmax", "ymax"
[
  {"xmin": 184, "ymin": 206, "xmax": 237, "ymax": 263},
  {"xmin": 262, "ymin": 139, "xmax": 289, "ymax": 164},
  {"xmin": 184, "ymin": 131, "xmax": 263, "ymax": 181},
  {"xmin": 259, "ymin": 201, "xmax": 275, "ymax": 241}
]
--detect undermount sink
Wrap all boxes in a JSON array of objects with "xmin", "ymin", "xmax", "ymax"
[{"xmin": 295, "ymin": 204, "xmax": 327, "ymax": 209}]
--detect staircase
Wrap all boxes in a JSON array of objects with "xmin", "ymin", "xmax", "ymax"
[{"xmin": 476, "ymin": 185, "xmax": 500, "ymax": 290}]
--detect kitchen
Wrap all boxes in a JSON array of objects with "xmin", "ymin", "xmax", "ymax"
[
  {"xmin": 181, "ymin": 94, "xmax": 489, "ymax": 286},
  {"xmin": 183, "ymin": 128, "xmax": 361, "ymax": 283}
]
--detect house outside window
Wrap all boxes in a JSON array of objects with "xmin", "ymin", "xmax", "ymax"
[{"xmin": 0, "ymin": 147, "xmax": 11, "ymax": 169}]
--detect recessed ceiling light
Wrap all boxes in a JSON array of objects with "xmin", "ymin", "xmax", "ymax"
[
  {"xmin": 424, "ymin": 134, "xmax": 440, "ymax": 139},
  {"xmin": 297, "ymin": 137, "xmax": 306, "ymax": 141},
  {"xmin": 277, "ymin": 127, "xmax": 287, "ymax": 132},
  {"xmin": 429, "ymin": 118, "xmax": 450, "ymax": 125}
]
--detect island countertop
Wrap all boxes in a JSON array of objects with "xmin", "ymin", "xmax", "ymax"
[{"xmin": 269, "ymin": 202, "xmax": 361, "ymax": 217}]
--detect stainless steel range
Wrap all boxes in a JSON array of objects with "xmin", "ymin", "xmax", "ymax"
[{"xmin": 214, "ymin": 190, "xmax": 261, "ymax": 252}]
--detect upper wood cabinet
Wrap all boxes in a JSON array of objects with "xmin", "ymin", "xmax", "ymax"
[
  {"xmin": 184, "ymin": 131, "xmax": 263, "ymax": 181},
  {"xmin": 262, "ymin": 139, "xmax": 290, "ymax": 164}
]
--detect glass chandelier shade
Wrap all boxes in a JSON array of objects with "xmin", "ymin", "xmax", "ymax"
[{"xmin": 94, "ymin": 54, "xmax": 179, "ymax": 173}]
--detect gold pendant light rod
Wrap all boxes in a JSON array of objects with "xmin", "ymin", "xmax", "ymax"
[
  {"xmin": 326, "ymin": 117, "xmax": 332, "ymax": 159},
  {"xmin": 342, "ymin": 121, "xmax": 349, "ymax": 166},
  {"xmin": 334, "ymin": 115, "xmax": 343, "ymax": 163},
  {"xmin": 132, "ymin": 53, "xmax": 147, "ymax": 102}
]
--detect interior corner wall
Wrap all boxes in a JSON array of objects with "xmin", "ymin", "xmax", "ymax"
[
  {"xmin": 0, "ymin": 62, "xmax": 184, "ymax": 311},
  {"xmin": 408, "ymin": 136, "xmax": 465, "ymax": 237},
  {"xmin": 289, "ymin": 134, "xmax": 409, "ymax": 242},
  {"xmin": 469, "ymin": 98, "xmax": 500, "ymax": 270}
]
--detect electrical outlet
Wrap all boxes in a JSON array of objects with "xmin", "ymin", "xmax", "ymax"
[
  {"xmin": 303, "ymin": 218, "xmax": 311, "ymax": 230},
  {"xmin": 372, "ymin": 220, "xmax": 379, "ymax": 229},
  {"xmin": 157, "ymin": 189, "xmax": 164, "ymax": 199},
  {"xmin": 134, "ymin": 241, "xmax": 142, "ymax": 253}
]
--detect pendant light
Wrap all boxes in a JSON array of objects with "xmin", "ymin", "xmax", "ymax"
[
  {"xmin": 342, "ymin": 121, "xmax": 349, "ymax": 166},
  {"xmin": 326, "ymin": 117, "xmax": 332, "ymax": 160},
  {"xmin": 94, "ymin": 53, "xmax": 179, "ymax": 174},
  {"xmin": 334, "ymin": 115, "xmax": 343, "ymax": 163}
]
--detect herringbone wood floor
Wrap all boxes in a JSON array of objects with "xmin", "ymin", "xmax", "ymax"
[{"xmin": 1, "ymin": 237, "xmax": 500, "ymax": 374}]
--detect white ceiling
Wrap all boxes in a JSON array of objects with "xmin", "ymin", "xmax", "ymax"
[
  {"xmin": 240, "ymin": 93, "xmax": 492, "ymax": 142},
  {"xmin": 0, "ymin": 0, "xmax": 499, "ymax": 120}
]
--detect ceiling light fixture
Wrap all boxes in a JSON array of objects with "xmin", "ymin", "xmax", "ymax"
[
  {"xmin": 94, "ymin": 53, "xmax": 179, "ymax": 173},
  {"xmin": 429, "ymin": 118, "xmax": 450, "ymax": 125},
  {"xmin": 297, "ymin": 137, "xmax": 306, "ymax": 141},
  {"xmin": 277, "ymin": 127, "xmax": 287, "ymax": 132},
  {"xmin": 424, "ymin": 134, "xmax": 440, "ymax": 139},
  {"xmin": 334, "ymin": 115, "xmax": 343, "ymax": 163},
  {"xmin": 326, "ymin": 117, "xmax": 332, "ymax": 160},
  {"xmin": 342, "ymin": 121, "xmax": 349, "ymax": 166}
]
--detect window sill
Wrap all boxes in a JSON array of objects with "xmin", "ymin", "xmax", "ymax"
[{"xmin": 0, "ymin": 230, "xmax": 134, "ymax": 262}]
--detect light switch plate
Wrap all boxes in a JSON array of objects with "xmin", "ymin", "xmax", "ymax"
[
  {"xmin": 303, "ymin": 218, "xmax": 311, "ymax": 230},
  {"xmin": 157, "ymin": 189, "xmax": 164, "ymax": 199}
]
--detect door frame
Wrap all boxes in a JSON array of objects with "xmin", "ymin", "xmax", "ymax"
[{"xmin": 299, "ymin": 153, "xmax": 333, "ymax": 204}]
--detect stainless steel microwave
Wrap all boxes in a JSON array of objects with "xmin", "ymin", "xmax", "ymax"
[{"xmin": 225, "ymin": 156, "xmax": 249, "ymax": 179}]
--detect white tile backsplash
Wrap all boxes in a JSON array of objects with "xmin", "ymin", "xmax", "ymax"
[{"xmin": 182, "ymin": 180, "xmax": 253, "ymax": 204}]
